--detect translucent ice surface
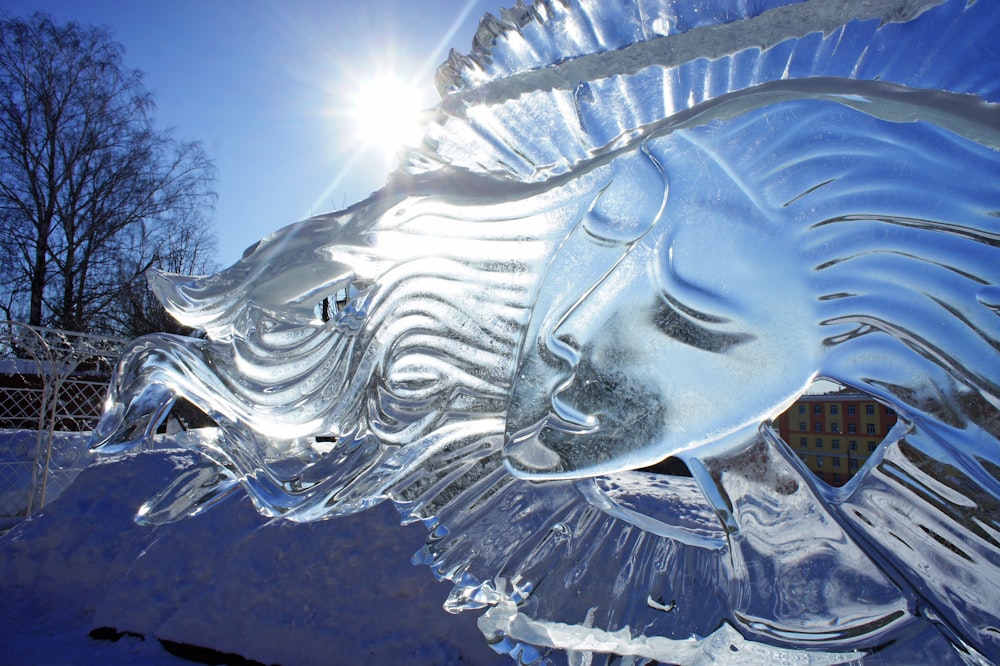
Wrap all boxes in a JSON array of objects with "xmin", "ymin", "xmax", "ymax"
[{"xmin": 92, "ymin": 0, "xmax": 1000, "ymax": 662}]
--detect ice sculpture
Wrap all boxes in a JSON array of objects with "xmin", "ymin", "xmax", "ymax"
[{"xmin": 92, "ymin": 0, "xmax": 1000, "ymax": 662}]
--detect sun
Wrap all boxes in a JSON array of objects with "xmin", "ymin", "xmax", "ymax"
[{"xmin": 350, "ymin": 74, "xmax": 427, "ymax": 159}]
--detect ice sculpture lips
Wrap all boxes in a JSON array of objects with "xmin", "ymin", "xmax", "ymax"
[
  {"xmin": 505, "ymin": 345, "xmax": 674, "ymax": 479},
  {"xmin": 548, "ymin": 391, "xmax": 598, "ymax": 435},
  {"xmin": 503, "ymin": 392, "xmax": 600, "ymax": 477}
]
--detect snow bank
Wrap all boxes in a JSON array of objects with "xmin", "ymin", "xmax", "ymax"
[{"xmin": 0, "ymin": 445, "xmax": 506, "ymax": 665}]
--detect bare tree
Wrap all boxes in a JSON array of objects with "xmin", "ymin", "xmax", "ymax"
[{"xmin": 0, "ymin": 13, "xmax": 216, "ymax": 333}]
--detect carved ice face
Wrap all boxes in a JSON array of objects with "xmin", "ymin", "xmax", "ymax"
[{"xmin": 505, "ymin": 136, "xmax": 820, "ymax": 479}]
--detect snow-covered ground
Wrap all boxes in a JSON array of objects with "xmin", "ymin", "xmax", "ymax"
[{"xmin": 0, "ymin": 433, "xmax": 507, "ymax": 665}]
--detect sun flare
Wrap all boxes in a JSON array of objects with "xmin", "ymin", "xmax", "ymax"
[{"xmin": 351, "ymin": 74, "xmax": 427, "ymax": 157}]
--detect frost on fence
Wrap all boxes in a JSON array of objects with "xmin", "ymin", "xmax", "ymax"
[{"xmin": 91, "ymin": 0, "xmax": 1000, "ymax": 663}]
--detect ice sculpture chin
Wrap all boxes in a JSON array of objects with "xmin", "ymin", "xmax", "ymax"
[{"xmin": 92, "ymin": 0, "xmax": 1000, "ymax": 662}]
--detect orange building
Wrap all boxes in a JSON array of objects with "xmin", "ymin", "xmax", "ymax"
[{"xmin": 774, "ymin": 391, "xmax": 897, "ymax": 487}]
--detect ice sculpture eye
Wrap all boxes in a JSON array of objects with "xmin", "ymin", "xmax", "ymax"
[
  {"xmin": 92, "ymin": 0, "xmax": 1000, "ymax": 663},
  {"xmin": 650, "ymin": 293, "xmax": 748, "ymax": 353}
]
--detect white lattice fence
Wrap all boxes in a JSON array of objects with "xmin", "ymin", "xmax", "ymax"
[
  {"xmin": 0, "ymin": 322, "xmax": 127, "ymax": 521},
  {"xmin": 0, "ymin": 385, "xmax": 45, "ymax": 430}
]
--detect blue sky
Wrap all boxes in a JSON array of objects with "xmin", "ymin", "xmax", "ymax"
[{"xmin": 2, "ymin": 0, "xmax": 511, "ymax": 266}]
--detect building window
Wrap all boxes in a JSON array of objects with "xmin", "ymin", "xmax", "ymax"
[
  {"xmin": 866, "ymin": 423, "xmax": 876, "ymax": 434},
  {"xmin": 833, "ymin": 457, "xmax": 841, "ymax": 468},
  {"xmin": 833, "ymin": 474, "xmax": 842, "ymax": 484},
  {"xmin": 885, "ymin": 407, "xmax": 895, "ymax": 415},
  {"xmin": 849, "ymin": 440, "xmax": 858, "ymax": 451},
  {"xmin": 830, "ymin": 405, "xmax": 839, "ymax": 415},
  {"xmin": 798, "ymin": 405, "xmax": 806, "ymax": 414},
  {"xmin": 813, "ymin": 405, "xmax": 822, "ymax": 414},
  {"xmin": 848, "ymin": 423, "xmax": 857, "ymax": 433},
  {"xmin": 814, "ymin": 423, "xmax": 822, "ymax": 432},
  {"xmin": 868, "ymin": 441, "xmax": 877, "ymax": 452},
  {"xmin": 799, "ymin": 421, "xmax": 806, "ymax": 431},
  {"xmin": 849, "ymin": 458, "xmax": 859, "ymax": 470},
  {"xmin": 800, "ymin": 437, "xmax": 807, "ymax": 447},
  {"xmin": 815, "ymin": 438, "xmax": 823, "ymax": 448},
  {"xmin": 816, "ymin": 455, "xmax": 824, "ymax": 468},
  {"xmin": 847, "ymin": 404, "xmax": 856, "ymax": 415},
  {"xmin": 832, "ymin": 439, "xmax": 840, "ymax": 449},
  {"xmin": 831, "ymin": 422, "xmax": 840, "ymax": 433},
  {"xmin": 866, "ymin": 404, "xmax": 875, "ymax": 416}
]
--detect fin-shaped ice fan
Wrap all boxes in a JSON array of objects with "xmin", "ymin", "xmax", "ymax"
[{"xmin": 92, "ymin": 0, "xmax": 1000, "ymax": 662}]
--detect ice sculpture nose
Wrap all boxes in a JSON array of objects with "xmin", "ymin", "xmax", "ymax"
[{"xmin": 548, "ymin": 329, "xmax": 582, "ymax": 367}]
